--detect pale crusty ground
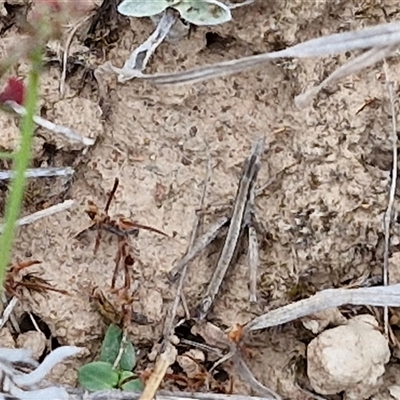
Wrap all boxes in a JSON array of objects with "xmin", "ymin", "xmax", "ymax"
[{"xmin": 2, "ymin": 0, "xmax": 400, "ymax": 398}]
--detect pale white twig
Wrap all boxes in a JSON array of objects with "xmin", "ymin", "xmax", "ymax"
[
  {"xmin": 110, "ymin": 9, "xmax": 177, "ymax": 83},
  {"xmin": 0, "ymin": 296, "xmax": 19, "ymax": 330},
  {"xmin": 383, "ymin": 65, "xmax": 397, "ymax": 337},
  {"xmin": 28, "ymin": 312, "xmax": 42, "ymax": 334},
  {"xmin": 245, "ymin": 284, "xmax": 400, "ymax": 332},
  {"xmin": 248, "ymin": 224, "xmax": 258, "ymax": 303},
  {"xmin": 0, "ymin": 292, "xmax": 19, "ymax": 333},
  {"xmin": 225, "ymin": 0, "xmax": 256, "ymax": 9},
  {"xmin": 0, "ymin": 167, "xmax": 74, "ymax": 181},
  {"xmin": 295, "ymin": 45, "xmax": 397, "ymax": 108},
  {"xmin": 0, "ymin": 199, "xmax": 75, "ymax": 234},
  {"xmin": 112, "ymin": 331, "xmax": 128, "ymax": 370},
  {"xmin": 13, "ymin": 346, "xmax": 82, "ymax": 387},
  {"xmin": 5, "ymin": 101, "xmax": 94, "ymax": 146},
  {"xmin": 0, "ymin": 346, "xmax": 82, "ymax": 400},
  {"xmin": 123, "ymin": 21, "xmax": 400, "ymax": 106}
]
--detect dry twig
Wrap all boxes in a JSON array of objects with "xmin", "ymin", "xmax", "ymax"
[
  {"xmin": 383, "ymin": 64, "xmax": 397, "ymax": 337},
  {"xmin": 139, "ymin": 342, "xmax": 177, "ymax": 400},
  {"xmin": 244, "ymin": 284, "xmax": 400, "ymax": 332},
  {"xmin": 78, "ymin": 178, "xmax": 167, "ymax": 292},
  {"xmin": 0, "ymin": 296, "xmax": 18, "ymax": 330},
  {"xmin": 66, "ymin": 390, "xmax": 275, "ymax": 400},
  {"xmin": 0, "ymin": 199, "xmax": 75, "ymax": 234},
  {"xmin": 198, "ymin": 137, "xmax": 265, "ymax": 319},
  {"xmin": 4, "ymin": 101, "xmax": 94, "ymax": 146},
  {"xmin": 0, "ymin": 167, "xmax": 74, "ymax": 181},
  {"xmin": 116, "ymin": 21, "xmax": 400, "ymax": 107}
]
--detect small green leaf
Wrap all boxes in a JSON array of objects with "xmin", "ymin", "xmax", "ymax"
[
  {"xmin": 100, "ymin": 324, "xmax": 122, "ymax": 365},
  {"xmin": 78, "ymin": 361, "xmax": 119, "ymax": 391},
  {"xmin": 175, "ymin": 0, "xmax": 232, "ymax": 26},
  {"xmin": 121, "ymin": 378, "xmax": 145, "ymax": 392},
  {"xmin": 119, "ymin": 338, "xmax": 136, "ymax": 371},
  {"xmin": 119, "ymin": 370, "xmax": 135, "ymax": 385},
  {"xmin": 117, "ymin": 0, "xmax": 175, "ymax": 17}
]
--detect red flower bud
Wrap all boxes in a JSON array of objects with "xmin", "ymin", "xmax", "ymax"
[{"xmin": 0, "ymin": 77, "xmax": 25, "ymax": 105}]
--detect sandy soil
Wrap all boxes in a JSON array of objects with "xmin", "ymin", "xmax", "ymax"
[{"xmin": 2, "ymin": 0, "xmax": 400, "ymax": 399}]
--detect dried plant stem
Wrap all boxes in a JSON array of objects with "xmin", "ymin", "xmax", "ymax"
[
  {"xmin": 0, "ymin": 296, "xmax": 18, "ymax": 329},
  {"xmin": 139, "ymin": 342, "xmax": 177, "ymax": 400},
  {"xmin": 383, "ymin": 65, "xmax": 397, "ymax": 337},
  {"xmin": 245, "ymin": 284, "xmax": 400, "ymax": 332},
  {"xmin": 67, "ymin": 390, "xmax": 271, "ymax": 400},
  {"xmin": 234, "ymin": 356, "xmax": 281, "ymax": 400},
  {"xmin": 0, "ymin": 199, "xmax": 75, "ymax": 234},
  {"xmin": 5, "ymin": 101, "xmax": 94, "ymax": 146},
  {"xmin": 0, "ymin": 167, "xmax": 74, "ymax": 181}
]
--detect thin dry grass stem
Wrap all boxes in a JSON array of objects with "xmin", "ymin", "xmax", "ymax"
[
  {"xmin": 0, "ymin": 296, "xmax": 18, "ymax": 330},
  {"xmin": 122, "ymin": 21, "xmax": 400, "ymax": 106},
  {"xmin": 67, "ymin": 390, "xmax": 271, "ymax": 400},
  {"xmin": 118, "ymin": 10, "xmax": 177, "ymax": 82},
  {"xmin": 0, "ymin": 346, "xmax": 82, "ymax": 400},
  {"xmin": 113, "ymin": 331, "xmax": 128, "ymax": 370},
  {"xmin": 168, "ymin": 216, "xmax": 229, "ymax": 281},
  {"xmin": 0, "ymin": 167, "xmax": 74, "ymax": 180},
  {"xmin": 234, "ymin": 355, "xmax": 281, "ymax": 400},
  {"xmin": 60, "ymin": 14, "xmax": 93, "ymax": 97},
  {"xmin": 246, "ymin": 185, "xmax": 258, "ymax": 303},
  {"xmin": 225, "ymin": 0, "xmax": 256, "ymax": 9},
  {"xmin": 138, "ymin": 342, "xmax": 177, "ymax": 400},
  {"xmin": 295, "ymin": 45, "xmax": 397, "ymax": 108},
  {"xmin": 383, "ymin": 62, "xmax": 397, "ymax": 338},
  {"xmin": 28, "ymin": 312, "xmax": 42, "ymax": 333},
  {"xmin": 0, "ymin": 199, "xmax": 75, "ymax": 234},
  {"xmin": 163, "ymin": 141, "xmax": 212, "ymax": 347},
  {"xmin": 244, "ymin": 284, "xmax": 400, "ymax": 332},
  {"xmin": 100, "ymin": 9, "xmax": 177, "ymax": 84},
  {"xmin": 5, "ymin": 101, "xmax": 94, "ymax": 146},
  {"xmin": 179, "ymin": 338, "xmax": 224, "ymax": 357},
  {"xmin": 198, "ymin": 137, "xmax": 265, "ymax": 319},
  {"xmin": 0, "ymin": 292, "xmax": 20, "ymax": 333}
]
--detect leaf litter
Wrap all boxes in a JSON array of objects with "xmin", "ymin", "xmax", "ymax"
[{"xmin": 2, "ymin": 1, "xmax": 400, "ymax": 400}]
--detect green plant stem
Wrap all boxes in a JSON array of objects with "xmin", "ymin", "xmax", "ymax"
[{"xmin": 0, "ymin": 48, "xmax": 42, "ymax": 289}]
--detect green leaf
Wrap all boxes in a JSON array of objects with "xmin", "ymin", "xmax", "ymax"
[
  {"xmin": 100, "ymin": 324, "xmax": 122, "ymax": 365},
  {"xmin": 119, "ymin": 338, "xmax": 136, "ymax": 371},
  {"xmin": 119, "ymin": 370, "xmax": 135, "ymax": 385},
  {"xmin": 78, "ymin": 361, "xmax": 119, "ymax": 391},
  {"xmin": 121, "ymin": 378, "xmax": 145, "ymax": 392},
  {"xmin": 117, "ymin": 0, "xmax": 176, "ymax": 17},
  {"xmin": 175, "ymin": 0, "xmax": 231, "ymax": 26}
]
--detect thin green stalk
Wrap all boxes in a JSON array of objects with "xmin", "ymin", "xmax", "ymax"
[{"xmin": 0, "ymin": 48, "xmax": 42, "ymax": 289}]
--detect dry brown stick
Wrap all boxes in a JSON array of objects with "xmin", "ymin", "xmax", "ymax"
[
  {"xmin": 383, "ymin": 63, "xmax": 397, "ymax": 337},
  {"xmin": 197, "ymin": 137, "xmax": 265, "ymax": 319},
  {"xmin": 138, "ymin": 342, "xmax": 177, "ymax": 400}
]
